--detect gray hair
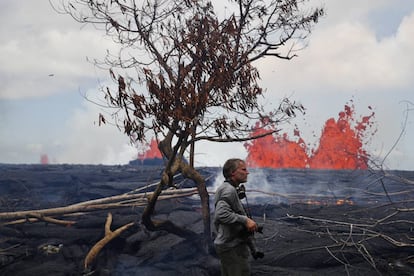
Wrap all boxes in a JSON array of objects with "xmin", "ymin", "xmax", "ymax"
[{"xmin": 223, "ymin": 158, "xmax": 244, "ymax": 180}]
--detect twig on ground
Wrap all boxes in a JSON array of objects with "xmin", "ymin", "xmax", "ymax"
[{"xmin": 84, "ymin": 212, "xmax": 134, "ymax": 269}]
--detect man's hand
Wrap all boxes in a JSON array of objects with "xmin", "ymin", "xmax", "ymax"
[{"xmin": 245, "ymin": 217, "xmax": 258, "ymax": 232}]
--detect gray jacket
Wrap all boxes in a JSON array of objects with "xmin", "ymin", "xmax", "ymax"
[{"xmin": 214, "ymin": 181, "xmax": 249, "ymax": 251}]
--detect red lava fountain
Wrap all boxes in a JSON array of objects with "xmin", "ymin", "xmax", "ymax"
[
  {"xmin": 245, "ymin": 103, "xmax": 376, "ymax": 169},
  {"xmin": 40, "ymin": 154, "xmax": 49, "ymax": 165},
  {"xmin": 137, "ymin": 138, "xmax": 162, "ymax": 160}
]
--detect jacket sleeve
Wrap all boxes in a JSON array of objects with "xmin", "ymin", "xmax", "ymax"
[{"xmin": 215, "ymin": 199, "xmax": 248, "ymax": 226}]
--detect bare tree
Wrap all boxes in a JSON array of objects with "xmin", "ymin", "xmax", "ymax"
[{"xmin": 52, "ymin": 0, "xmax": 323, "ymax": 250}]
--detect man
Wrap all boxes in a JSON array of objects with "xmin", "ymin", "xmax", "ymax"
[{"xmin": 214, "ymin": 158, "xmax": 262, "ymax": 276}]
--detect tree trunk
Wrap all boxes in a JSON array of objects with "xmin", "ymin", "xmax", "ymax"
[
  {"xmin": 140, "ymin": 132, "xmax": 212, "ymax": 252},
  {"xmin": 182, "ymin": 163, "xmax": 212, "ymax": 252},
  {"xmin": 141, "ymin": 133, "xmax": 176, "ymax": 229},
  {"xmin": 141, "ymin": 172, "xmax": 168, "ymax": 230}
]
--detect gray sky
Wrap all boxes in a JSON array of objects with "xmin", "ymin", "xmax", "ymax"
[{"xmin": 1, "ymin": 0, "xmax": 413, "ymax": 170}]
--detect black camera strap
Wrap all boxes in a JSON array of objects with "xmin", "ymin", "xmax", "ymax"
[
  {"xmin": 237, "ymin": 184, "xmax": 252, "ymax": 218},
  {"xmin": 240, "ymin": 185, "xmax": 264, "ymax": 234}
]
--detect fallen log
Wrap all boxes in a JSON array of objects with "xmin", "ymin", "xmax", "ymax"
[{"xmin": 0, "ymin": 187, "xmax": 198, "ymax": 222}]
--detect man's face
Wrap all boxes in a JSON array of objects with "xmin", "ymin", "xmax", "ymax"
[{"xmin": 231, "ymin": 161, "xmax": 249, "ymax": 184}]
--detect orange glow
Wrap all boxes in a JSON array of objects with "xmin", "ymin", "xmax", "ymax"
[
  {"xmin": 301, "ymin": 198, "xmax": 354, "ymax": 206},
  {"xmin": 138, "ymin": 138, "xmax": 163, "ymax": 160},
  {"xmin": 336, "ymin": 199, "xmax": 354, "ymax": 205},
  {"xmin": 245, "ymin": 102, "xmax": 375, "ymax": 169},
  {"xmin": 305, "ymin": 199, "xmax": 324, "ymax": 206}
]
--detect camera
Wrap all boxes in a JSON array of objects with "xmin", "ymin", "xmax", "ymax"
[{"xmin": 237, "ymin": 184, "xmax": 246, "ymax": 199}]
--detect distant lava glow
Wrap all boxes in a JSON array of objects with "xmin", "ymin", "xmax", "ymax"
[
  {"xmin": 40, "ymin": 154, "xmax": 49, "ymax": 165},
  {"xmin": 245, "ymin": 103, "xmax": 376, "ymax": 169}
]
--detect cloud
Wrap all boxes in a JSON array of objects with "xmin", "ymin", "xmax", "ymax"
[
  {"xmin": 257, "ymin": 10, "xmax": 414, "ymax": 95},
  {"xmin": 0, "ymin": 1, "xmax": 115, "ymax": 100},
  {"xmin": 194, "ymin": 141, "xmax": 248, "ymax": 167},
  {"xmin": 55, "ymin": 88, "xmax": 137, "ymax": 165}
]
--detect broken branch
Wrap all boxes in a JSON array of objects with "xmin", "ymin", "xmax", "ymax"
[{"xmin": 84, "ymin": 212, "xmax": 134, "ymax": 269}]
